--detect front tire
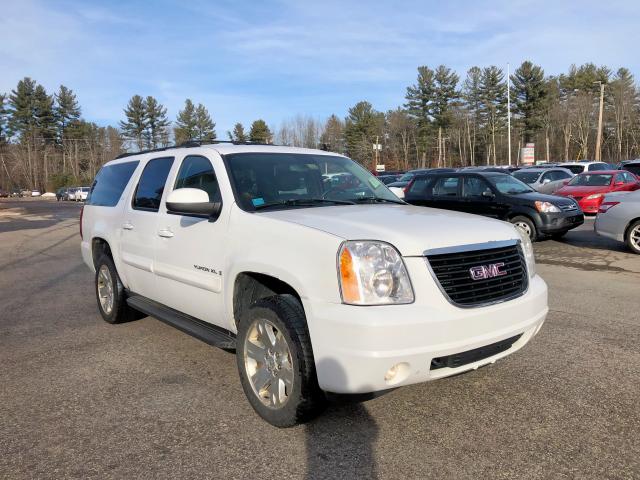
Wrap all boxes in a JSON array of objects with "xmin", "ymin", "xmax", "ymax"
[
  {"xmin": 236, "ymin": 295, "xmax": 325, "ymax": 427},
  {"xmin": 511, "ymin": 215, "xmax": 538, "ymax": 241},
  {"xmin": 625, "ymin": 220, "xmax": 640, "ymax": 254},
  {"xmin": 95, "ymin": 255, "xmax": 139, "ymax": 324}
]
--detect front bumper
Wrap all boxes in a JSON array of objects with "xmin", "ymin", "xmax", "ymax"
[
  {"xmin": 305, "ymin": 258, "xmax": 548, "ymax": 393},
  {"xmin": 538, "ymin": 211, "xmax": 584, "ymax": 234}
]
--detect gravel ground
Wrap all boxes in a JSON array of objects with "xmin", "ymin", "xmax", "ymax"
[{"xmin": 1, "ymin": 199, "xmax": 638, "ymax": 479}]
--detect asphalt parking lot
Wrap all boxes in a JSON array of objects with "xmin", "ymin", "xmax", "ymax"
[{"xmin": 1, "ymin": 199, "xmax": 639, "ymax": 479}]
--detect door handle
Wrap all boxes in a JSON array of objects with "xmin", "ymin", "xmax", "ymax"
[
  {"xmin": 122, "ymin": 222, "xmax": 134, "ymax": 230},
  {"xmin": 158, "ymin": 228, "xmax": 174, "ymax": 238}
]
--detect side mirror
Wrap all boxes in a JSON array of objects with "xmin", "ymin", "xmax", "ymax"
[
  {"xmin": 542, "ymin": 178, "xmax": 551, "ymax": 184},
  {"xmin": 614, "ymin": 181, "xmax": 625, "ymax": 186},
  {"xmin": 481, "ymin": 189, "xmax": 495, "ymax": 199},
  {"xmin": 166, "ymin": 188, "xmax": 222, "ymax": 220}
]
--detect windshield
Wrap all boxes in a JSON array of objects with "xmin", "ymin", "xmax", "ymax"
[
  {"xmin": 398, "ymin": 172, "xmax": 416, "ymax": 182},
  {"xmin": 561, "ymin": 165, "xmax": 585, "ymax": 174},
  {"xmin": 226, "ymin": 153, "xmax": 402, "ymax": 211},
  {"xmin": 487, "ymin": 175, "xmax": 534, "ymax": 194},
  {"xmin": 568, "ymin": 174, "xmax": 613, "ymax": 187},
  {"xmin": 513, "ymin": 171, "xmax": 542, "ymax": 184}
]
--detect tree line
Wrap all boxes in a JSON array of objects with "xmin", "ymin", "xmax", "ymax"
[{"xmin": 1, "ymin": 60, "xmax": 638, "ymax": 191}]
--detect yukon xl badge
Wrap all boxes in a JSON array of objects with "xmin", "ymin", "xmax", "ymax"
[{"xmin": 469, "ymin": 262, "xmax": 507, "ymax": 281}]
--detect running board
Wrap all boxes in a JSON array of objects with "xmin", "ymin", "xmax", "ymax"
[{"xmin": 126, "ymin": 295, "xmax": 236, "ymax": 350}]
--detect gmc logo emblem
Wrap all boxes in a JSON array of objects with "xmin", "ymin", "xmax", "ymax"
[{"xmin": 469, "ymin": 262, "xmax": 507, "ymax": 281}]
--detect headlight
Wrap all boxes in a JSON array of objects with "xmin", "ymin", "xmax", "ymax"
[
  {"xmin": 534, "ymin": 201, "xmax": 561, "ymax": 213},
  {"xmin": 515, "ymin": 227, "xmax": 536, "ymax": 278},
  {"xmin": 338, "ymin": 241, "xmax": 414, "ymax": 305},
  {"xmin": 586, "ymin": 193, "xmax": 603, "ymax": 200}
]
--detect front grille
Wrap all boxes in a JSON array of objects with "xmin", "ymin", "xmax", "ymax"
[
  {"xmin": 560, "ymin": 203, "xmax": 578, "ymax": 212},
  {"xmin": 426, "ymin": 243, "xmax": 528, "ymax": 307},
  {"xmin": 430, "ymin": 334, "xmax": 522, "ymax": 370}
]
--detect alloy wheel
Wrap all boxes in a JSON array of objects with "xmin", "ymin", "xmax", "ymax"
[{"xmin": 97, "ymin": 265, "xmax": 114, "ymax": 315}]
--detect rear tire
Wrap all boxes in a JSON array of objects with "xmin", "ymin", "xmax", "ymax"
[
  {"xmin": 236, "ymin": 294, "xmax": 326, "ymax": 427},
  {"xmin": 510, "ymin": 215, "xmax": 538, "ymax": 241},
  {"xmin": 95, "ymin": 255, "xmax": 140, "ymax": 324},
  {"xmin": 625, "ymin": 220, "xmax": 640, "ymax": 254}
]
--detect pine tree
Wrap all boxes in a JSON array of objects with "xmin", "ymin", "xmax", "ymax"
[
  {"xmin": 194, "ymin": 104, "xmax": 216, "ymax": 141},
  {"xmin": 55, "ymin": 85, "xmax": 81, "ymax": 142},
  {"xmin": 34, "ymin": 85, "xmax": 57, "ymax": 144},
  {"xmin": 344, "ymin": 101, "xmax": 383, "ymax": 165},
  {"xmin": 119, "ymin": 95, "xmax": 146, "ymax": 150},
  {"xmin": 462, "ymin": 67, "xmax": 483, "ymax": 164},
  {"xmin": 405, "ymin": 66, "xmax": 435, "ymax": 143},
  {"xmin": 432, "ymin": 65, "xmax": 460, "ymax": 131},
  {"xmin": 228, "ymin": 123, "xmax": 247, "ymax": 142},
  {"xmin": 0, "ymin": 94, "xmax": 8, "ymax": 144},
  {"xmin": 144, "ymin": 96, "xmax": 169, "ymax": 149},
  {"xmin": 174, "ymin": 99, "xmax": 197, "ymax": 144},
  {"xmin": 249, "ymin": 119, "xmax": 271, "ymax": 143},
  {"xmin": 511, "ymin": 61, "xmax": 548, "ymax": 142},
  {"xmin": 8, "ymin": 77, "xmax": 38, "ymax": 141},
  {"xmin": 320, "ymin": 114, "xmax": 344, "ymax": 153},
  {"xmin": 478, "ymin": 66, "xmax": 507, "ymax": 164}
]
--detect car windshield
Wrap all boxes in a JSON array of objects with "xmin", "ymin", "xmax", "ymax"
[
  {"xmin": 568, "ymin": 174, "xmax": 612, "ymax": 187},
  {"xmin": 398, "ymin": 172, "xmax": 416, "ymax": 182},
  {"xmin": 226, "ymin": 153, "xmax": 403, "ymax": 211},
  {"xmin": 487, "ymin": 175, "xmax": 534, "ymax": 194},
  {"xmin": 513, "ymin": 171, "xmax": 542, "ymax": 184},
  {"xmin": 561, "ymin": 165, "xmax": 585, "ymax": 174}
]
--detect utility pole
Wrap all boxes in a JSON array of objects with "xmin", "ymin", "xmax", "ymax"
[
  {"xmin": 507, "ymin": 62, "xmax": 512, "ymax": 166},
  {"xmin": 594, "ymin": 81, "xmax": 605, "ymax": 162}
]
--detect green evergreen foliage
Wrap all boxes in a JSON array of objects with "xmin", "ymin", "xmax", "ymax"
[
  {"xmin": 229, "ymin": 123, "xmax": 247, "ymax": 142},
  {"xmin": 249, "ymin": 119, "xmax": 271, "ymax": 143},
  {"xmin": 119, "ymin": 95, "xmax": 146, "ymax": 149},
  {"xmin": 511, "ymin": 61, "xmax": 548, "ymax": 142},
  {"xmin": 194, "ymin": 104, "xmax": 216, "ymax": 141},
  {"xmin": 144, "ymin": 96, "xmax": 170, "ymax": 149},
  {"xmin": 174, "ymin": 99, "xmax": 197, "ymax": 144}
]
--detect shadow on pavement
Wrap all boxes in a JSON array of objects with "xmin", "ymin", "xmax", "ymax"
[{"xmin": 305, "ymin": 358, "xmax": 379, "ymax": 480}]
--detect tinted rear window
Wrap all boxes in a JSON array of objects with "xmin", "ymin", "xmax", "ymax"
[{"xmin": 87, "ymin": 161, "xmax": 139, "ymax": 207}]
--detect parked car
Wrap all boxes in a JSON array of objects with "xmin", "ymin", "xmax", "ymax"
[
  {"xmin": 512, "ymin": 168, "xmax": 574, "ymax": 195},
  {"xmin": 377, "ymin": 174, "xmax": 402, "ymax": 185},
  {"xmin": 20, "ymin": 189, "xmax": 31, "ymax": 197},
  {"xmin": 80, "ymin": 142, "xmax": 547, "ymax": 427},
  {"xmin": 31, "ymin": 190, "xmax": 41, "ymax": 197},
  {"xmin": 0, "ymin": 189, "xmax": 9, "ymax": 198},
  {"xmin": 619, "ymin": 159, "xmax": 640, "ymax": 177},
  {"xmin": 75, "ymin": 186, "xmax": 90, "ymax": 202},
  {"xmin": 595, "ymin": 190, "xmax": 640, "ymax": 254},
  {"xmin": 56, "ymin": 188, "xmax": 66, "ymax": 201},
  {"xmin": 387, "ymin": 168, "xmax": 457, "ymax": 199},
  {"xmin": 404, "ymin": 171, "xmax": 584, "ymax": 240},
  {"xmin": 557, "ymin": 161, "xmax": 610, "ymax": 175},
  {"xmin": 554, "ymin": 170, "xmax": 640, "ymax": 214},
  {"xmin": 459, "ymin": 167, "xmax": 514, "ymax": 174},
  {"xmin": 67, "ymin": 187, "xmax": 78, "ymax": 201}
]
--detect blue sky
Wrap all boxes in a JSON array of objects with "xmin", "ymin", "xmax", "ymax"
[{"xmin": 2, "ymin": 0, "xmax": 639, "ymax": 135}]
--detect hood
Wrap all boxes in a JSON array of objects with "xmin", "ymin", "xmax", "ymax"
[
  {"xmin": 510, "ymin": 191, "xmax": 577, "ymax": 206},
  {"xmin": 259, "ymin": 204, "xmax": 520, "ymax": 256},
  {"xmin": 556, "ymin": 185, "xmax": 610, "ymax": 196}
]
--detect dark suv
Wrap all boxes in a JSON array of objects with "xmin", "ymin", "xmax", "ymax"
[{"xmin": 404, "ymin": 171, "xmax": 584, "ymax": 240}]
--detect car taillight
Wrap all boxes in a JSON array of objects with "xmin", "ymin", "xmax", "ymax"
[
  {"xmin": 598, "ymin": 201, "xmax": 620, "ymax": 213},
  {"xmin": 403, "ymin": 179, "xmax": 415, "ymax": 194},
  {"xmin": 79, "ymin": 205, "xmax": 84, "ymax": 239}
]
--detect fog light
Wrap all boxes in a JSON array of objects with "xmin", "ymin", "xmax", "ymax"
[{"xmin": 384, "ymin": 362, "xmax": 410, "ymax": 385}]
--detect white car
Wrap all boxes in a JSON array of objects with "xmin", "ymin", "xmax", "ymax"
[
  {"xmin": 30, "ymin": 190, "xmax": 41, "ymax": 197},
  {"xmin": 558, "ymin": 161, "xmax": 610, "ymax": 175},
  {"xmin": 75, "ymin": 186, "xmax": 90, "ymax": 202},
  {"xmin": 67, "ymin": 188, "xmax": 78, "ymax": 201},
  {"xmin": 80, "ymin": 143, "xmax": 548, "ymax": 427},
  {"xmin": 595, "ymin": 189, "xmax": 640, "ymax": 254}
]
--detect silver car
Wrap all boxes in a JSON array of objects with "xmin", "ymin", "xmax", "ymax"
[
  {"xmin": 512, "ymin": 168, "xmax": 574, "ymax": 195},
  {"xmin": 595, "ymin": 189, "xmax": 640, "ymax": 254}
]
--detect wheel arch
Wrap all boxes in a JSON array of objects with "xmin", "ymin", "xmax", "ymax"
[
  {"xmin": 91, "ymin": 237, "xmax": 113, "ymax": 268},
  {"xmin": 232, "ymin": 271, "xmax": 304, "ymax": 329},
  {"xmin": 624, "ymin": 216, "xmax": 640, "ymax": 240}
]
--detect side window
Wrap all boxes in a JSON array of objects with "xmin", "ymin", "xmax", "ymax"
[
  {"xmin": 432, "ymin": 176, "xmax": 459, "ymax": 197},
  {"xmin": 87, "ymin": 161, "xmax": 139, "ymax": 207},
  {"xmin": 406, "ymin": 176, "xmax": 429, "ymax": 197},
  {"xmin": 461, "ymin": 176, "xmax": 490, "ymax": 198},
  {"xmin": 133, "ymin": 157, "xmax": 174, "ymax": 212},
  {"xmin": 589, "ymin": 163, "xmax": 605, "ymax": 171},
  {"xmin": 174, "ymin": 155, "xmax": 221, "ymax": 202}
]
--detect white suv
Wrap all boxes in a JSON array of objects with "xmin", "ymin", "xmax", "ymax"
[{"xmin": 80, "ymin": 143, "xmax": 548, "ymax": 427}]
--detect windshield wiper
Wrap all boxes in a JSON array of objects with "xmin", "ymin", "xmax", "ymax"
[
  {"xmin": 254, "ymin": 198, "xmax": 356, "ymax": 210},
  {"xmin": 352, "ymin": 196, "xmax": 406, "ymax": 205}
]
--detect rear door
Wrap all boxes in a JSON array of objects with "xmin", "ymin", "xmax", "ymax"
[
  {"xmin": 460, "ymin": 175, "xmax": 497, "ymax": 216},
  {"xmin": 153, "ymin": 152, "xmax": 229, "ymax": 326},
  {"xmin": 119, "ymin": 156, "xmax": 174, "ymax": 299},
  {"xmin": 426, "ymin": 175, "xmax": 463, "ymax": 212}
]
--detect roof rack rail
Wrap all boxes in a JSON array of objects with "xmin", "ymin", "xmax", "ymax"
[{"xmin": 115, "ymin": 139, "xmax": 279, "ymax": 159}]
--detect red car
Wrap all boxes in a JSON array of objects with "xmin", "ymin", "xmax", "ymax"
[{"xmin": 555, "ymin": 170, "xmax": 640, "ymax": 214}]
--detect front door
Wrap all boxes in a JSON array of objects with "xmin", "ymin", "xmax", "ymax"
[
  {"xmin": 154, "ymin": 153, "xmax": 229, "ymax": 327},
  {"xmin": 119, "ymin": 156, "xmax": 174, "ymax": 299}
]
